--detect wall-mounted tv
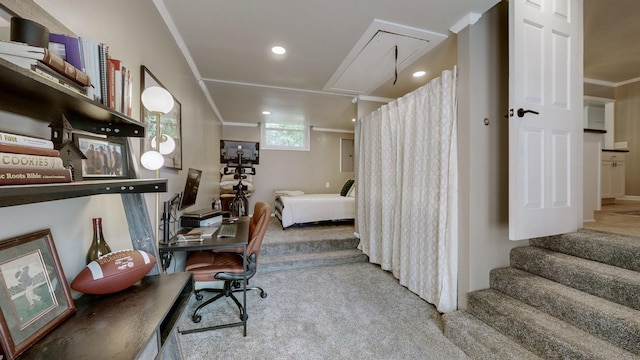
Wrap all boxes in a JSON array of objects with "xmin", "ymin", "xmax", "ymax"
[{"xmin": 220, "ymin": 140, "xmax": 259, "ymax": 166}]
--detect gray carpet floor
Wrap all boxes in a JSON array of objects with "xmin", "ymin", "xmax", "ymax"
[
  {"xmin": 176, "ymin": 261, "xmax": 468, "ymax": 359},
  {"xmin": 263, "ymin": 217, "xmax": 356, "ymax": 244}
]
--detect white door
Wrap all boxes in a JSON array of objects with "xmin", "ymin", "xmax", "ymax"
[{"xmin": 509, "ymin": 0, "xmax": 584, "ymax": 240}]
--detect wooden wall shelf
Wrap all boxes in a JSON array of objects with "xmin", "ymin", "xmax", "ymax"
[
  {"xmin": 0, "ymin": 58, "xmax": 146, "ymax": 137},
  {"xmin": 19, "ymin": 272, "xmax": 193, "ymax": 360},
  {"xmin": 0, "ymin": 178, "xmax": 167, "ymax": 207}
]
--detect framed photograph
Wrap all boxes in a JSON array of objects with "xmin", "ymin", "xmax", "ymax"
[
  {"xmin": 0, "ymin": 229, "xmax": 75, "ymax": 359},
  {"xmin": 140, "ymin": 65, "xmax": 182, "ymax": 170},
  {"xmin": 74, "ymin": 133, "xmax": 129, "ymax": 179}
]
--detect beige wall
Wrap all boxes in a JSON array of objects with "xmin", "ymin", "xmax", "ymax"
[
  {"xmin": 584, "ymin": 82, "xmax": 615, "ymax": 99},
  {"xmin": 614, "ymin": 82, "xmax": 640, "ymax": 195},
  {"xmin": 221, "ymin": 125, "xmax": 354, "ymax": 211},
  {"xmin": 457, "ymin": 2, "xmax": 529, "ymax": 309},
  {"xmin": 0, "ymin": 0, "xmax": 219, "ymax": 286}
]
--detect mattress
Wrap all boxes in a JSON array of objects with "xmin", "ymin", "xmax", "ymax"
[{"xmin": 275, "ymin": 193, "xmax": 355, "ymax": 228}]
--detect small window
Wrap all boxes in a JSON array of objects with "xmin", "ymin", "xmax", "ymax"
[{"xmin": 261, "ymin": 123, "xmax": 310, "ymax": 151}]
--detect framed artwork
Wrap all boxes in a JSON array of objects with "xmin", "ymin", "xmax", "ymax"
[
  {"xmin": 73, "ymin": 133, "xmax": 129, "ymax": 179},
  {"xmin": 0, "ymin": 229, "xmax": 75, "ymax": 359},
  {"xmin": 140, "ymin": 65, "xmax": 182, "ymax": 170}
]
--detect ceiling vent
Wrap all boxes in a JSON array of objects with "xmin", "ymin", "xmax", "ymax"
[{"xmin": 324, "ymin": 19, "xmax": 447, "ymax": 95}]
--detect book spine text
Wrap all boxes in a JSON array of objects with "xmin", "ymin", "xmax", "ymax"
[
  {"xmin": 0, "ymin": 152, "xmax": 64, "ymax": 169},
  {"xmin": 0, "ymin": 167, "xmax": 72, "ymax": 185},
  {"xmin": 0, "ymin": 132, "xmax": 54, "ymax": 149}
]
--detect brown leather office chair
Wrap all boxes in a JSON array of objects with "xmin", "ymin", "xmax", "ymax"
[{"xmin": 185, "ymin": 202, "xmax": 271, "ymax": 323}]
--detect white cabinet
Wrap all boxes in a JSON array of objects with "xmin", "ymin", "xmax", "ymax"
[{"xmin": 601, "ymin": 152, "xmax": 625, "ymax": 199}]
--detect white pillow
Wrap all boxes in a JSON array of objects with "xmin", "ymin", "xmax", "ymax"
[
  {"xmin": 220, "ymin": 174, "xmax": 252, "ymax": 182},
  {"xmin": 220, "ymin": 180, "xmax": 254, "ymax": 192},
  {"xmin": 347, "ymin": 183, "xmax": 356, "ymax": 197}
]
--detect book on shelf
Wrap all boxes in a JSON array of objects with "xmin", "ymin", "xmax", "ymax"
[
  {"xmin": 0, "ymin": 142, "xmax": 59, "ymax": 157},
  {"xmin": 0, "ymin": 167, "xmax": 72, "ymax": 185},
  {"xmin": 79, "ymin": 36, "xmax": 101, "ymax": 102},
  {"xmin": 0, "ymin": 41, "xmax": 90, "ymax": 88},
  {"xmin": 41, "ymin": 48, "xmax": 91, "ymax": 87},
  {"xmin": 0, "ymin": 53, "xmax": 39, "ymax": 68},
  {"xmin": 0, "ymin": 152, "xmax": 65, "ymax": 169},
  {"xmin": 0, "ymin": 131, "xmax": 54, "ymax": 149},
  {"xmin": 0, "ymin": 41, "xmax": 46, "ymax": 59},
  {"xmin": 49, "ymin": 33, "xmax": 84, "ymax": 72},
  {"xmin": 107, "ymin": 57, "xmax": 118, "ymax": 110},
  {"xmin": 31, "ymin": 62, "xmax": 89, "ymax": 97},
  {"xmin": 98, "ymin": 43, "xmax": 109, "ymax": 106}
]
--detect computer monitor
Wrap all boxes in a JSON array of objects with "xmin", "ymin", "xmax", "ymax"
[{"xmin": 179, "ymin": 168, "xmax": 202, "ymax": 211}]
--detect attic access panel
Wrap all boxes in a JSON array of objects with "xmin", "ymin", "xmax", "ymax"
[{"xmin": 325, "ymin": 19, "xmax": 447, "ymax": 95}]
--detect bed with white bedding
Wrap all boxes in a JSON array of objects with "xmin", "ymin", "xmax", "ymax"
[{"xmin": 274, "ymin": 193, "xmax": 355, "ymax": 228}]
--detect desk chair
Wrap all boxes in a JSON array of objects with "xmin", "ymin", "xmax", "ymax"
[{"xmin": 185, "ymin": 202, "xmax": 271, "ymax": 323}]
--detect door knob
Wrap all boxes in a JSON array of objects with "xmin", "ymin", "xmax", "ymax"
[{"xmin": 517, "ymin": 108, "xmax": 539, "ymax": 117}]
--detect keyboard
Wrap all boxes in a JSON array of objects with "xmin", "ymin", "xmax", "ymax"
[{"xmin": 217, "ymin": 224, "xmax": 237, "ymax": 238}]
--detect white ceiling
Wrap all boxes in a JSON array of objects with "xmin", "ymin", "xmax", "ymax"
[
  {"xmin": 154, "ymin": 0, "xmax": 640, "ymax": 131},
  {"xmin": 584, "ymin": 0, "xmax": 640, "ymax": 85},
  {"xmin": 155, "ymin": 0, "xmax": 500, "ymax": 131}
]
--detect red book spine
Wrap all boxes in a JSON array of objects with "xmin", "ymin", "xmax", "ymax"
[
  {"xmin": 107, "ymin": 58, "xmax": 118, "ymax": 110},
  {"xmin": 0, "ymin": 143, "xmax": 60, "ymax": 157},
  {"xmin": 0, "ymin": 167, "xmax": 72, "ymax": 185}
]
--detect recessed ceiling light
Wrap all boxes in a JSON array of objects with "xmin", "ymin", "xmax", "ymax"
[
  {"xmin": 352, "ymin": 118, "xmax": 356, "ymax": 122},
  {"xmin": 262, "ymin": 111, "xmax": 271, "ymax": 115},
  {"xmin": 413, "ymin": 70, "xmax": 426, "ymax": 78},
  {"xmin": 271, "ymin": 46, "xmax": 286, "ymax": 55}
]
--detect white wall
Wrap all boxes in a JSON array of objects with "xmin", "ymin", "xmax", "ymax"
[
  {"xmin": 0, "ymin": 0, "xmax": 220, "ymax": 292},
  {"xmin": 457, "ymin": 2, "xmax": 529, "ymax": 309},
  {"xmin": 221, "ymin": 125, "xmax": 354, "ymax": 211}
]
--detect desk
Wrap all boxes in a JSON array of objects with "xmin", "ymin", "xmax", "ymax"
[
  {"xmin": 19, "ymin": 272, "xmax": 192, "ymax": 360},
  {"xmin": 159, "ymin": 218, "xmax": 250, "ymax": 335}
]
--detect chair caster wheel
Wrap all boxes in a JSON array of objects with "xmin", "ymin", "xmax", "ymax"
[
  {"xmin": 260, "ymin": 292, "xmax": 267, "ymax": 298},
  {"xmin": 192, "ymin": 314, "xmax": 202, "ymax": 323},
  {"xmin": 195, "ymin": 293, "xmax": 203, "ymax": 301}
]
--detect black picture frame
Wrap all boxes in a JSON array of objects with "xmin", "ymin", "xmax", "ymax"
[
  {"xmin": 0, "ymin": 229, "xmax": 75, "ymax": 360},
  {"xmin": 73, "ymin": 133, "xmax": 128, "ymax": 179},
  {"xmin": 140, "ymin": 66, "xmax": 182, "ymax": 170}
]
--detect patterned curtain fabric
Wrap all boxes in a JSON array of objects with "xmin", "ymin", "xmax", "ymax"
[{"xmin": 357, "ymin": 68, "xmax": 458, "ymax": 313}]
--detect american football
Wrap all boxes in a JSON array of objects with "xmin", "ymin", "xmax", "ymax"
[{"xmin": 71, "ymin": 249, "xmax": 156, "ymax": 295}]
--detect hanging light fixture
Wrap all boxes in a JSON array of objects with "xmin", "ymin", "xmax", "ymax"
[{"xmin": 140, "ymin": 86, "xmax": 175, "ymax": 170}]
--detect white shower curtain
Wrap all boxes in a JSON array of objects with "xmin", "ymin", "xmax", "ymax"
[{"xmin": 357, "ymin": 68, "xmax": 458, "ymax": 313}]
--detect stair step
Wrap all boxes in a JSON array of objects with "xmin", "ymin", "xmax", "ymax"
[
  {"xmin": 258, "ymin": 249, "xmax": 368, "ymax": 273},
  {"xmin": 510, "ymin": 246, "xmax": 640, "ymax": 311},
  {"xmin": 442, "ymin": 310, "xmax": 543, "ymax": 360},
  {"xmin": 491, "ymin": 267, "xmax": 640, "ymax": 355},
  {"xmin": 531, "ymin": 229, "xmax": 640, "ymax": 272},
  {"xmin": 261, "ymin": 237, "xmax": 360, "ymax": 256},
  {"xmin": 468, "ymin": 289, "xmax": 638, "ymax": 359}
]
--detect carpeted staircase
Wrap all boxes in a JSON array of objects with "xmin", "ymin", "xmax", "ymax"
[
  {"xmin": 257, "ymin": 218, "xmax": 368, "ymax": 273},
  {"xmin": 443, "ymin": 229, "xmax": 640, "ymax": 359}
]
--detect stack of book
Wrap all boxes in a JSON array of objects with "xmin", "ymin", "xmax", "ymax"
[
  {"xmin": 0, "ymin": 40, "xmax": 91, "ymax": 97},
  {"xmin": 0, "ymin": 34, "xmax": 132, "ymax": 116},
  {"xmin": 0, "ymin": 131, "xmax": 72, "ymax": 186}
]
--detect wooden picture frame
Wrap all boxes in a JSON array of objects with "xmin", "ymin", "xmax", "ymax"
[
  {"xmin": 140, "ymin": 66, "xmax": 182, "ymax": 170},
  {"xmin": 0, "ymin": 229, "xmax": 75, "ymax": 359},
  {"xmin": 73, "ymin": 133, "xmax": 129, "ymax": 179}
]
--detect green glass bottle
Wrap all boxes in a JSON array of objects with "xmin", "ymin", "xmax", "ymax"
[{"xmin": 86, "ymin": 217, "xmax": 112, "ymax": 264}]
